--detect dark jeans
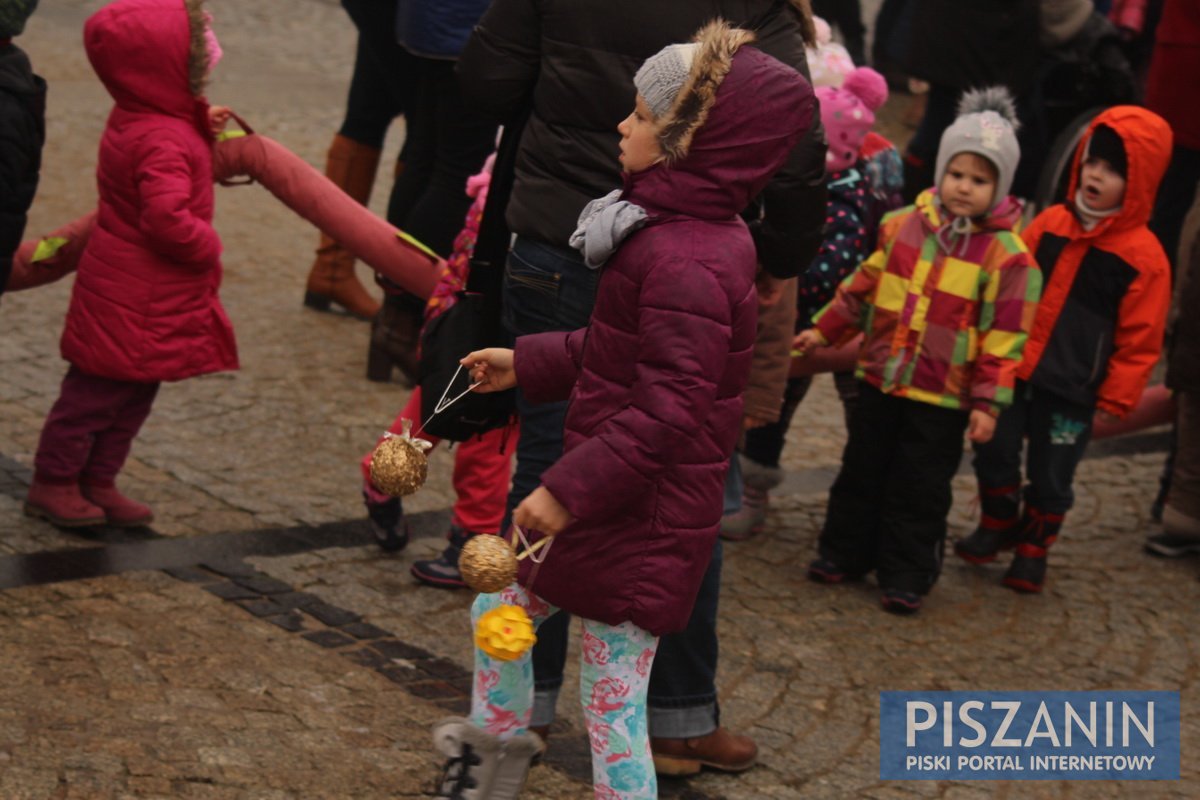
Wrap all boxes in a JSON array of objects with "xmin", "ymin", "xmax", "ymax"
[
  {"xmin": 972, "ymin": 381, "xmax": 1094, "ymax": 516},
  {"xmin": 818, "ymin": 383, "xmax": 968, "ymax": 594},
  {"xmin": 504, "ymin": 238, "xmax": 724, "ymax": 736},
  {"xmin": 337, "ymin": 0, "xmax": 410, "ymax": 148},
  {"xmin": 34, "ymin": 366, "xmax": 160, "ymax": 484},
  {"xmin": 499, "ymin": 238, "xmax": 598, "ymax": 723},
  {"xmin": 386, "ymin": 57, "xmax": 497, "ymax": 257},
  {"xmin": 743, "ymin": 371, "xmax": 860, "ymax": 469}
]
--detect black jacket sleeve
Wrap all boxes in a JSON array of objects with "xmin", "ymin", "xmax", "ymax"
[
  {"xmin": 752, "ymin": 117, "xmax": 829, "ymax": 280},
  {"xmin": 748, "ymin": 5, "xmax": 829, "ymax": 280},
  {"xmin": 456, "ymin": 0, "xmax": 542, "ymax": 124}
]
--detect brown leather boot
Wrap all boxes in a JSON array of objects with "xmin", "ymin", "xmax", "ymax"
[
  {"xmin": 650, "ymin": 726, "xmax": 758, "ymax": 776},
  {"xmin": 303, "ymin": 134, "xmax": 382, "ymax": 320},
  {"xmin": 366, "ymin": 291, "xmax": 423, "ymax": 385}
]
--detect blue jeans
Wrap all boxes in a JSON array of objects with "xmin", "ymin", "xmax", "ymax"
[{"xmin": 503, "ymin": 237, "xmax": 724, "ymax": 737}]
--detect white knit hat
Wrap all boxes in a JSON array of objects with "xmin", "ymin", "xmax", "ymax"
[
  {"xmin": 935, "ymin": 87, "xmax": 1022, "ymax": 211},
  {"xmin": 633, "ymin": 43, "xmax": 699, "ymax": 119}
]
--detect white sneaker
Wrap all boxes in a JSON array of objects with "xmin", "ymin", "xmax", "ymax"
[{"xmin": 433, "ymin": 717, "xmax": 544, "ymax": 800}]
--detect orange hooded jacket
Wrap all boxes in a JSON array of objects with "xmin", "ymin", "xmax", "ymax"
[{"xmin": 1017, "ymin": 106, "xmax": 1173, "ymax": 418}]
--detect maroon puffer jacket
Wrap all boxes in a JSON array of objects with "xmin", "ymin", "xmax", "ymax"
[
  {"xmin": 61, "ymin": 0, "xmax": 237, "ymax": 382},
  {"xmin": 514, "ymin": 41, "xmax": 814, "ymax": 636}
]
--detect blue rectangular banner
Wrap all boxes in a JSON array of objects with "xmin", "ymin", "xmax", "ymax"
[{"xmin": 880, "ymin": 691, "xmax": 1180, "ymax": 780}]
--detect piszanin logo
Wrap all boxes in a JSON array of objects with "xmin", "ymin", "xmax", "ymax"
[{"xmin": 880, "ymin": 691, "xmax": 1180, "ymax": 780}]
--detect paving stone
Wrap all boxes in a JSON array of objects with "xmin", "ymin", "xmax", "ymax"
[
  {"xmin": 301, "ymin": 600, "xmax": 360, "ymax": 627},
  {"xmin": 230, "ymin": 575, "xmax": 294, "ymax": 595},
  {"xmin": 298, "ymin": 630, "xmax": 356, "ymax": 650},
  {"xmin": 339, "ymin": 621, "xmax": 390, "ymax": 640},
  {"xmin": 341, "ymin": 648, "xmax": 393, "ymax": 670},
  {"xmin": 199, "ymin": 560, "xmax": 261, "ymax": 579},
  {"xmin": 269, "ymin": 591, "xmax": 321, "ymax": 611},
  {"xmin": 369, "ymin": 639, "xmax": 431, "ymax": 662},
  {"xmin": 262, "ymin": 613, "xmax": 305, "ymax": 633},
  {"xmin": 163, "ymin": 567, "xmax": 215, "ymax": 584},
  {"xmin": 405, "ymin": 680, "xmax": 462, "ymax": 701},
  {"xmin": 202, "ymin": 583, "xmax": 261, "ymax": 602},
  {"xmin": 234, "ymin": 597, "xmax": 290, "ymax": 618}
]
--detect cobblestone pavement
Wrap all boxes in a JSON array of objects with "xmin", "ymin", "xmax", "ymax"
[{"xmin": 0, "ymin": 2, "xmax": 1197, "ymax": 798}]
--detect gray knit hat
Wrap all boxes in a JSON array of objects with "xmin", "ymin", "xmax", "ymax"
[
  {"xmin": 0, "ymin": 0, "xmax": 37, "ymax": 38},
  {"xmin": 633, "ymin": 42, "xmax": 699, "ymax": 120},
  {"xmin": 935, "ymin": 87, "xmax": 1022, "ymax": 211}
]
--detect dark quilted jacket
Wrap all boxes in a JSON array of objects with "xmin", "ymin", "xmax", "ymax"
[
  {"xmin": 512, "ymin": 43, "xmax": 813, "ymax": 635},
  {"xmin": 0, "ymin": 41, "xmax": 45, "ymax": 295},
  {"xmin": 458, "ymin": 0, "xmax": 828, "ymax": 280}
]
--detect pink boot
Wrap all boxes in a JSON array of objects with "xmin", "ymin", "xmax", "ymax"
[
  {"xmin": 81, "ymin": 482, "xmax": 154, "ymax": 526},
  {"xmin": 24, "ymin": 480, "xmax": 107, "ymax": 527}
]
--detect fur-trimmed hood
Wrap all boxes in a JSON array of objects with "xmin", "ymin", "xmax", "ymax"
[
  {"xmin": 624, "ymin": 20, "xmax": 815, "ymax": 222},
  {"xmin": 84, "ymin": 0, "xmax": 211, "ymax": 130}
]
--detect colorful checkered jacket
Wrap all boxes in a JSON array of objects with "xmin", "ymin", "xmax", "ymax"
[{"xmin": 813, "ymin": 189, "xmax": 1042, "ymax": 415}]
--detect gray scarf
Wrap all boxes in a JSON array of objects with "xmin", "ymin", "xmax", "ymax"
[
  {"xmin": 935, "ymin": 202, "xmax": 978, "ymax": 257},
  {"xmin": 1073, "ymin": 189, "xmax": 1122, "ymax": 231},
  {"xmin": 569, "ymin": 190, "xmax": 648, "ymax": 269}
]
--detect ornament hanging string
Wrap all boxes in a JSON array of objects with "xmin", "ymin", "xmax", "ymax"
[
  {"xmin": 413, "ymin": 362, "xmax": 482, "ymax": 439},
  {"xmin": 511, "ymin": 522, "xmax": 555, "ymax": 589}
]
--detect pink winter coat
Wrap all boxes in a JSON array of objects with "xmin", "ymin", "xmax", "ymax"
[
  {"xmin": 62, "ymin": 0, "xmax": 237, "ymax": 382},
  {"xmin": 513, "ymin": 40, "xmax": 814, "ymax": 636}
]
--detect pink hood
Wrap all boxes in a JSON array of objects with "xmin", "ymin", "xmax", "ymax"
[{"xmin": 84, "ymin": 0, "xmax": 212, "ymax": 138}]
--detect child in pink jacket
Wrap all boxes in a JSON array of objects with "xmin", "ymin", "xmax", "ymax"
[{"xmin": 25, "ymin": 0, "xmax": 233, "ymax": 528}]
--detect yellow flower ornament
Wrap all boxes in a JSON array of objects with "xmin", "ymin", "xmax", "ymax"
[{"xmin": 475, "ymin": 605, "xmax": 537, "ymax": 661}]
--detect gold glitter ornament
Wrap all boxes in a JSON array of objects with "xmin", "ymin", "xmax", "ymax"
[
  {"xmin": 460, "ymin": 534, "xmax": 519, "ymax": 593},
  {"xmin": 368, "ymin": 419, "xmax": 432, "ymax": 497},
  {"xmin": 459, "ymin": 528, "xmax": 555, "ymax": 594}
]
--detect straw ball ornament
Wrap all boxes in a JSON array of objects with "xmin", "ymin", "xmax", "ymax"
[
  {"xmin": 460, "ymin": 534, "xmax": 519, "ymax": 594},
  {"xmin": 459, "ymin": 529, "xmax": 555, "ymax": 595},
  {"xmin": 368, "ymin": 420, "xmax": 432, "ymax": 497}
]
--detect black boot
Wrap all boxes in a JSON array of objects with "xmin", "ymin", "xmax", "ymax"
[
  {"xmin": 364, "ymin": 491, "xmax": 409, "ymax": 553},
  {"xmin": 366, "ymin": 290, "xmax": 424, "ymax": 386},
  {"xmin": 411, "ymin": 525, "xmax": 473, "ymax": 589},
  {"xmin": 955, "ymin": 484, "xmax": 1021, "ymax": 564},
  {"xmin": 1003, "ymin": 507, "xmax": 1064, "ymax": 594}
]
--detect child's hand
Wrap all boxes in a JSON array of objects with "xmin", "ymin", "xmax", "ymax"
[
  {"xmin": 514, "ymin": 486, "xmax": 572, "ymax": 536},
  {"xmin": 461, "ymin": 348, "xmax": 516, "ymax": 392},
  {"xmin": 208, "ymin": 105, "xmax": 233, "ymax": 135},
  {"xmin": 967, "ymin": 409, "xmax": 996, "ymax": 443},
  {"xmin": 792, "ymin": 329, "xmax": 825, "ymax": 357}
]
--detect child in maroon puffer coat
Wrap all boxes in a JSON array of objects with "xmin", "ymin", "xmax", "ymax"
[
  {"xmin": 435, "ymin": 21, "xmax": 814, "ymax": 800},
  {"xmin": 25, "ymin": 0, "xmax": 234, "ymax": 528}
]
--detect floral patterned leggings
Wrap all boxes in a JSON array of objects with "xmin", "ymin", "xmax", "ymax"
[{"xmin": 470, "ymin": 585, "xmax": 660, "ymax": 800}]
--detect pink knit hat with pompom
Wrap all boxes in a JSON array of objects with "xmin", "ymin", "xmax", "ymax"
[{"xmin": 816, "ymin": 67, "xmax": 888, "ymax": 173}]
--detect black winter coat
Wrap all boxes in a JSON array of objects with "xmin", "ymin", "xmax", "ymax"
[
  {"xmin": 457, "ymin": 0, "xmax": 828, "ymax": 279},
  {"xmin": 905, "ymin": 0, "xmax": 1040, "ymax": 94},
  {"xmin": 0, "ymin": 42, "xmax": 45, "ymax": 296}
]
